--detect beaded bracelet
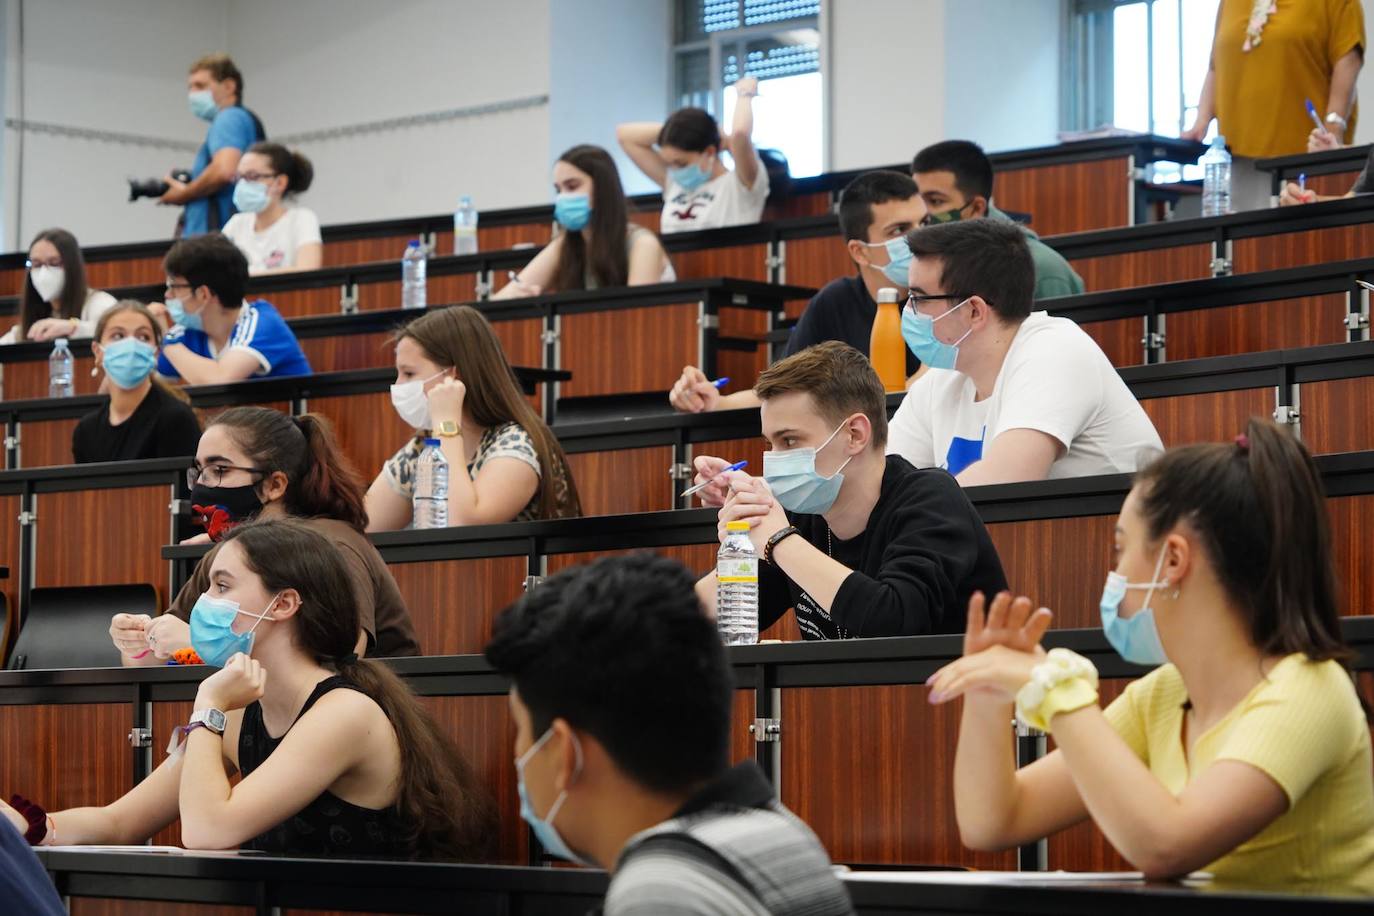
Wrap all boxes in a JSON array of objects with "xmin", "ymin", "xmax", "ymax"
[{"xmin": 1014, "ymin": 648, "xmax": 1100, "ymax": 732}]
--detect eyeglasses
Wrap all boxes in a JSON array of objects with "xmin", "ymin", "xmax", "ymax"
[
  {"xmin": 187, "ymin": 463, "xmax": 265, "ymax": 489},
  {"xmin": 25, "ymin": 259, "xmax": 62, "ymax": 270},
  {"xmin": 165, "ymin": 282, "xmax": 193, "ymax": 297},
  {"xmin": 905, "ymin": 292, "xmax": 964, "ymax": 309},
  {"xmin": 236, "ymin": 171, "xmax": 278, "ymax": 183}
]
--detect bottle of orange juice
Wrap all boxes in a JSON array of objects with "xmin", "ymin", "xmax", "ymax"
[{"xmin": 870, "ymin": 287, "xmax": 905, "ymax": 392}]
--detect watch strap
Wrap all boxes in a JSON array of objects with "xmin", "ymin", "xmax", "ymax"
[{"xmin": 764, "ymin": 526, "xmax": 800, "ymax": 565}]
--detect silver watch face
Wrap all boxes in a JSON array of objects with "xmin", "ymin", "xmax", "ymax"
[{"xmin": 199, "ymin": 708, "xmax": 227, "ymax": 733}]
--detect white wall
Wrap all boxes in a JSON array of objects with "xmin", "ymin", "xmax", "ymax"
[
  {"xmin": 548, "ymin": 0, "xmax": 670, "ymax": 197},
  {"xmin": 227, "ymin": 0, "xmax": 551, "ymax": 227},
  {"xmin": 2, "ymin": 0, "xmax": 227, "ymax": 250},
  {"xmin": 944, "ymin": 0, "xmax": 1062, "ymax": 152},
  {"xmin": 828, "ymin": 0, "xmax": 946, "ymax": 172},
  {"xmin": 1355, "ymin": 0, "xmax": 1374, "ymax": 144}
]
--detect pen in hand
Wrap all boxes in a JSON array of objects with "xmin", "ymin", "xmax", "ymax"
[{"xmin": 681, "ymin": 460, "xmax": 748, "ymax": 499}]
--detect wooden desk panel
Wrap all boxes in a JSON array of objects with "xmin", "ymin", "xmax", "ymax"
[
  {"xmin": 6, "ymin": 354, "xmax": 100, "ymax": 400},
  {"xmin": 1164, "ymin": 294, "xmax": 1347, "ymax": 362},
  {"xmin": 997, "ymin": 158, "xmax": 1132, "ymax": 236},
  {"xmin": 474, "ymin": 222, "xmax": 553, "ymax": 252},
  {"xmin": 389, "ymin": 556, "xmax": 527, "ymax": 657},
  {"xmin": 546, "ymin": 543, "xmax": 717, "ymax": 578},
  {"xmin": 986, "ymin": 515, "xmax": 1115, "ymax": 630},
  {"xmin": 491, "ymin": 318, "xmax": 545, "ymax": 372},
  {"xmin": 1305, "ymin": 171, "xmax": 1361, "ymax": 198},
  {"xmin": 322, "ymin": 235, "xmax": 417, "ymax": 268},
  {"xmin": 299, "ymin": 331, "xmax": 393, "ymax": 373},
  {"xmin": 559, "ymin": 303, "xmax": 698, "ymax": 398},
  {"xmin": 424, "ymin": 694, "xmax": 523, "ymax": 864},
  {"xmin": 355, "ymin": 274, "xmax": 480, "ymax": 313},
  {"xmin": 1046, "ymin": 678, "xmax": 1133, "ymax": 871},
  {"xmin": 72, "ymin": 901, "xmax": 251, "ymax": 916},
  {"xmin": 0, "ymin": 266, "xmax": 24, "ymax": 298},
  {"xmin": 0, "ymin": 494, "xmax": 21, "ymax": 657},
  {"xmin": 1068, "ymin": 244, "xmax": 1213, "ymax": 294},
  {"xmin": 1141, "ymin": 387, "xmax": 1274, "ymax": 449},
  {"xmin": 306, "ymin": 390, "xmax": 412, "ymax": 487},
  {"xmin": 1300, "ymin": 377, "xmax": 1374, "ymax": 456},
  {"xmin": 672, "ymin": 244, "xmax": 769, "ymax": 283},
  {"xmin": 264, "ymin": 288, "xmax": 340, "ymax": 319},
  {"xmin": 765, "ymin": 191, "xmax": 833, "ymax": 221},
  {"xmin": 564, "ymin": 446, "xmax": 675, "ymax": 518},
  {"xmin": 1080, "ymin": 317, "xmax": 1143, "ymax": 367},
  {"xmin": 34, "ymin": 486, "xmax": 170, "ymax": 606},
  {"xmin": 782, "ymin": 235, "xmax": 849, "ymax": 304},
  {"xmin": 18, "ymin": 416, "xmax": 79, "ymax": 469},
  {"xmin": 780, "ymin": 685, "xmax": 1016, "ymax": 868},
  {"xmin": 0, "ymin": 703, "xmax": 132, "ymax": 813},
  {"xmin": 1328, "ymin": 494, "xmax": 1374, "ymax": 617},
  {"xmin": 86, "ymin": 256, "xmax": 166, "ymax": 290},
  {"xmin": 1233, "ymin": 223, "xmax": 1374, "ymax": 273}
]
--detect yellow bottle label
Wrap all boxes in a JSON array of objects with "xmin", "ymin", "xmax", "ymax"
[{"xmin": 718, "ymin": 557, "xmax": 758, "ymax": 583}]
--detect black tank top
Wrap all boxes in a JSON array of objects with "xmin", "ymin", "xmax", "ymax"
[{"xmin": 238, "ymin": 676, "xmax": 407, "ymax": 857}]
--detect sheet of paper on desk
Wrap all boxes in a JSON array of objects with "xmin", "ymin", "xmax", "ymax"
[
  {"xmin": 842, "ymin": 870, "xmax": 1147, "ymax": 884},
  {"xmin": 45, "ymin": 846, "xmax": 241, "ymax": 855}
]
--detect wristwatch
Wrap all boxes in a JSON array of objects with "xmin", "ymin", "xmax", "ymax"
[
  {"xmin": 1326, "ymin": 112, "xmax": 1348, "ymax": 132},
  {"xmin": 435, "ymin": 419, "xmax": 461, "ymax": 438},
  {"xmin": 188, "ymin": 707, "xmax": 227, "ymax": 736}
]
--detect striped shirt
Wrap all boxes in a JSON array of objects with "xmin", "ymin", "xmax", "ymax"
[{"xmin": 603, "ymin": 763, "xmax": 854, "ymax": 916}]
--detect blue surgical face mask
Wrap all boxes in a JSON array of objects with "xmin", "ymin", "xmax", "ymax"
[
  {"xmin": 861, "ymin": 237, "xmax": 913, "ymax": 288},
  {"xmin": 1099, "ymin": 545, "xmax": 1171, "ymax": 666},
  {"xmin": 553, "ymin": 193, "xmax": 591, "ymax": 231},
  {"xmin": 188, "ymin": 90, "xmax": 218, "ymax": 121},
  {"xmin": 166, "ymin": 297, "xmax": 203, "ymax": 332},
  {"xmin": 668, "ymin": 154, "xmax": 714, "ymax": 192},
  {"xmin": 101, "ymin": 337, "xmax": 157, "ymax": 390},
  {"xmin": 901, "ymin": 298, "xmax": 972, "ymax": 371},
  {"xmin": 762, "ymin": 420, "xmax": 854, "ymax": 515},
  {"xmin": 516, "ymin": 727, "xmax": 590, "ymax": 865},
  {"xmin": 232, "ymin": 179, "xmax": 270, "ymax": 214},
  {"xmin": 189, "ymin": 591, "xmax": 280, "ymax": 668}
]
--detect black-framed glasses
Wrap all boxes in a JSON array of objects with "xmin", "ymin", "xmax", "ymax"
[
  {"xmin": 905, "ymin": 292, "xmax": 963, "ymax": 309},
  {"xmin": 187, "ymin": 464, "xmax": 265, "ymax": 489},
  {"xmin": 165, "ymin": 282, "xmax": 194, "ymax": 297}
]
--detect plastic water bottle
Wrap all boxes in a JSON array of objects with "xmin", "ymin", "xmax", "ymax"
[
  {"xmin": 716, "ymin": 520, "xmax": 759, "ymax": 645},
  {"xmin": 401, "ymin": 240, "xmax": 427, "ymax": 310},
  {"xmin": 413, "ymin": 438, "xmax": 449, "ymax": 529},
  {"xmin": 49, "ymin": 338, "xmax": 73, "ymax": 398},
  {"xmin": 453, "ymin": 196, "xmax": 478, "ymax": 255},
  {"xmin": 1201, "ymin": 136, "xmax": 1232, "ymax": 218}
]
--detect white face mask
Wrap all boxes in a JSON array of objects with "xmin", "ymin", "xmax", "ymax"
[
  {"xmin": 389, "ymin": 370, "xmax": 446, "ymax": 429},
  {"xmin": 30, "ymin": 266, "xmax": 65, "ymax": 303}
]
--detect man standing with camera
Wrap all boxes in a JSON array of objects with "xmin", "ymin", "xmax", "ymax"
[{"xmin": 159, "ymin": 54, "xmax": 264, "ymax": 237}]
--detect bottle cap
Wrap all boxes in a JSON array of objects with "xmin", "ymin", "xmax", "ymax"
[
  {"xmin": 877, "ymin": 288, "xmax": 900, "ymax": 303},
  {"xmin": 423, "ymin": 437, "xmax": 441, "ymax": 447},
  {"xmin": 726, "ymin": 520, "xmax": 751, "ymax": 532},
  {"xmin": 55, "ymin": 338, "xmax": 69, "ymax": 347},
  {"xmin": 407, "ymin": 240, "xmax": 421, "ymax": 248}
]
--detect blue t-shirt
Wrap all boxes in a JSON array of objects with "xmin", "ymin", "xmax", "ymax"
[
  {"xmin": 158, "ymin": 299, "xmax": 312, "ymax": 380},
  {"xmin": 0, "ymin": 822, "xmax": 65, "ymax": 916},
  {"xmin": 185, "ymin": 106, "xmax": 260, "ymax": 236}
]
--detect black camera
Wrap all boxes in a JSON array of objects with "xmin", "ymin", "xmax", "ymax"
[{"xmin": 128, "ymin": 169, "xmax": 192, "ymax": 202}]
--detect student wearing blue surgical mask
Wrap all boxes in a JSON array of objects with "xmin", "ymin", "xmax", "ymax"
[
  {"xmin": 617, "ymin": 77, "xmax": 768, "ymax": 235},
  {"xmin": 153, "ymin": 233, "xmax": 312, "ymax": 385},
  {"xmin": 493, "ymin": 144, "xmax": 673, "ymax": 299},
  {"xmin": 485, "ymin": 553, "xmax": 854, "ymax": 914},
  {"xmin": 887, "ymin": 219, "xmax": 1161, "ymax": 486},
  {"xmin": 928, "ymin": 418, "xmax": 1374, "ymax": 891},
  {"xmin": 692, "ymin": 341, "xmax": 1006, "ymax": 639},
  {"xmin": 670, "ymin": 170, "xmax": 927, "ymax": 414},
  {"xmin": 159, "ymin": 54, "xmax": 265, "ymax": 237},
  {"xmin": 72, "ymin": 301, "xmax": 201, "ymax": 464},
  {"xmin": 6, "ymin": 518, "xmax": 495, "ymax": 859},
  {"xmin": 221, "ymin": 143, "xmax": 322, "ymax": 275}
]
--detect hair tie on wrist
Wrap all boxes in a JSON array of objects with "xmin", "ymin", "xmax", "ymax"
[{"xmin": 9, "ymin": 794, "xmax": 49, "ymax": 846}]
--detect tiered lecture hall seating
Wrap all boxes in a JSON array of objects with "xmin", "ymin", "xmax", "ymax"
[{"xmin": 4, "ymin": 135, "xmax": 1374, "ymax": 915}]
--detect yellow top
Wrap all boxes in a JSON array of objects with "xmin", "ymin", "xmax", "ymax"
[
  {"xmin": 1104, "ymin": 653, "xmax": 1374, "ymax": 891},
  {"xmin": 1212, "ymin": 0, "xmax": 1365, "ymax": 158}
]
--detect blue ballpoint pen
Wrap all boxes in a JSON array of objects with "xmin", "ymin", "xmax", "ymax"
[{"xmin": 680, "ymin": 460, "xmax": 748, "ymax": 499}]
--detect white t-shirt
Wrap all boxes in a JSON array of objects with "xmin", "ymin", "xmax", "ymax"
[
  {"xmin": 887, "ymin": 312, "xmax": 1164, "ymax": 480},
  {"xmin": 0, "ymin": 288, "xmax": 118, "ymax": 344},
  {"xmin": 222, "ymin": 206, "xmax": 322, "ymax": 273},
  {"xmin": 659, "ymin": 153, "xmax": 769, "ymax": 234}
]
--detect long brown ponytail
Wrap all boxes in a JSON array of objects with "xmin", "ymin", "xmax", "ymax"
[
  {"xmin": 1134, "ymin": 417, "xmax": 1350, "ymax": 665},
  {"xmin": 223, "ymin": 518, "xmax": 497, "ymax": 860},
  {"xmin": 209, "ymin": 407, "xmax": 369, "ymax": 530}
]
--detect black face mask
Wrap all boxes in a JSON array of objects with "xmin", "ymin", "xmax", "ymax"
[{"xmin": 190, "ymin": 483, "xmax": 264, "ymax": 542}]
